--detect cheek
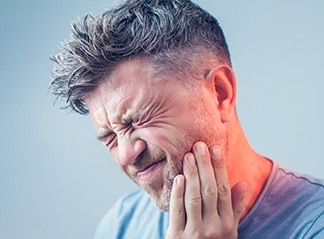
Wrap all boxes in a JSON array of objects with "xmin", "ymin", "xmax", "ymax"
[
  {"xmin": 139, "ymin": 127, "xmax": 176, "ymax": 148},
  {"xmin": 139, "ymin": 127, "xmax": 192, "ymax": 159}
]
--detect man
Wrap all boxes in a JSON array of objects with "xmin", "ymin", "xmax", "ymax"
[{"xmin": 50, "ymin": 0, "xmax": 324, "ymax": 238}]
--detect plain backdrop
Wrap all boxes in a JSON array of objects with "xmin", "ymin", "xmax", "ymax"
[{"xmin": 0, "ymin": 0, "xmax": 323, "ymax": 238}]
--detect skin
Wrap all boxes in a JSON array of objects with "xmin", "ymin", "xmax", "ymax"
[
  {"xmin": 85, "ymin": 57, "xmax": 272, "ymax": 238},
  {"xmin": 167, "ymin": 142, "xmax": 246, "ymax": 238}
]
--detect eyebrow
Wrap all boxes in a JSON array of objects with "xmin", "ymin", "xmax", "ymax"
[{"xmin": 96, "ymin": 111, "xmax": 140, "ymax": 142}]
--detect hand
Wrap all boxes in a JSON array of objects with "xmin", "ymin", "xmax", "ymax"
[{"xmin": 166, "ymin": 141, "xmax": 246, "ymax": 239}]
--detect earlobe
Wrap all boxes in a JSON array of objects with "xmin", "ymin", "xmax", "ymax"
[{"xmin": 205, "ymin": 65, "xmax": 237, "ymax": 122}]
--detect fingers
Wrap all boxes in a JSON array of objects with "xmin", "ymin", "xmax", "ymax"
[
  {"xmin": 193, "ymin": 142, "xmax": 218, "ymax": 221},
  {"xmin": 210, "ymin": 146, "xmax": 232, "ymax": 217},
  {"xmin": 168, "ymin": 174, "xmax": 186, "ymax": 233},
  {"xmin": 167, "ymin": 141, "xmax": 246, "ymax": 238},
  {"xmin": 183, "ymin": 153, "xmax": 202, "ymax": 228},
  {"xmin": 210, "ymin": 146, "xmax": 246, "ymax": 226}
]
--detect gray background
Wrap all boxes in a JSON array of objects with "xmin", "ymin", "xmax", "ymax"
[{"xmin": 0, "ymin": 0, "xmax": 323, "ymax": 238}]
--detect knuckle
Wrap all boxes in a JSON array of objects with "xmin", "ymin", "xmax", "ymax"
[
  {"xmin": 171, "ymin": 207, "xmax": 183, "ymax": 216},
  {"xmin": 222, "ymin": 220, "xmax": 233, "ymax": 234},
  {"xmin": 222, "ymin": 218, "xmax": 234, "ymax": 235},
  {"xmin": 236, "ymin": 203, "xmax": 244, "ymax": 215},
  {"xmin": 214, "ymin": 159, "xmax": 226, "ymax": 170},
  {"xmin": 202, "ymin": 185, "xmax": 216, "ymax": 197},
  {"xmin": 218, "ymin": 182, "xmax": 230, "ymax": 197},
  {"xmin": 214, "ymin": 162, "xmax": 223, "ymax": 170},
  {"xmin": 203, "ymin": 228, "xmax": 219, "ymax": 238},
  {"xmin": 199, "ymin": 154, "xmax": 210, "ymax": 162},
  {"xmin": 200, "ymin": 222, "xmax": 236, "ymax": 239},
  {"xmin": 188, "ymin": 194, "xmax": 202, "ymax": 205},
  {"xmin": 191, "ymin": 231, "xmax": 202, "ymax": 239}
]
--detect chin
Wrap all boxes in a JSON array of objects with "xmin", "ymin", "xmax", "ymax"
[
  {"xmin": 148, "ymin": 187, "xmax": 171, "ymax": 212},
  {"xmin": 140, "ymin": 174, "xmax": 173, "ymax": 212},
  {"xmin": 138, "ymin": 159, "xmax": 181, "ymax": 212},
  {"xmin": 131, "ymin": 176, "xmax": 172, "ymax": 211}
]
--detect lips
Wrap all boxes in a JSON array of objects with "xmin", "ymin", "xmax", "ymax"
[{"xmin": 137, "ymin": 158, "xmax": 166, "ymax": 180}]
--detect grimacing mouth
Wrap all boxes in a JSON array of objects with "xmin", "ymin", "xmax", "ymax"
[{"xmin": 136, "ymin": 157, "xmax": 167, "ymax": 175}]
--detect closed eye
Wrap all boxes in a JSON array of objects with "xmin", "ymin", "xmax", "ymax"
[
  {"xmin": 105, "ymin": 135, "xmax": 117, "ymax": 149},
  {"xmin": 97, "ymin": 131, "xmax": 115, "ymax": 143},
  {"xmin": 97, "ymin": 133, "xmax": 116, "ymax": 150}
]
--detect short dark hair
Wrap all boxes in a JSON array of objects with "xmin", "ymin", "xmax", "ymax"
[{"xmin": 50, "ymin": 0, "xmax": 231, "ymax": 114}]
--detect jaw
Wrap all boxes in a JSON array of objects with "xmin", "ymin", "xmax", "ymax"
[
  {"xmin": 127, "ymin": 158, "xmax": 181, "ymax": 212},
  {"xmin": 147, "ymin": 177, "xmax": 173, "ymax": 212}
]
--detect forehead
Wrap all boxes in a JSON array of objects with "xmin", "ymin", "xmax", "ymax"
[
  {"xmin": 84, "ymin": 58, "xmax": 191, "ymax": 126},
  {"xmin": 86, "ymin": 58, "xmax": 157, "ymax": 100}
]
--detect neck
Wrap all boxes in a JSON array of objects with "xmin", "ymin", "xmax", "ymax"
[{"xmin": 226, "ymin": 116, "xmax": 272, "ymax": 220}]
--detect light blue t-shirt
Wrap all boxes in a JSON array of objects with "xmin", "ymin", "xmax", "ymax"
[{"xmin": 94, "ymin": 162, "xmax": 324, "ymax": 239}]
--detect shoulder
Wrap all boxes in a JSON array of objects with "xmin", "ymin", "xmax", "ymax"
[
  {"xmin": 276, "ymin": 166, "xmax": 324, "ymax": 237},
  {"xmin": 94, "ymin": 190, "xmax": 150, "ymax": 238},
  {"xmin": 274, "ymin": 165, "xmax": 324, "ymax": 201},
  {"xmin": 94, "ymin": 190, "xmax": 168, "ymax": 239},
  {"xmin": 107, "ymin": 189, "xmax": 152, "ymax": 216},
  {"xmin": 270, "ymin": 164, "xmax": 324, "ymax": 224},
  {"xmin": 239, "ymin": 162, "xmax": 324, "ymax": 238},
  {"xmin": 302, "ymin": 210, "xmax": 324, "ymax": 238}
]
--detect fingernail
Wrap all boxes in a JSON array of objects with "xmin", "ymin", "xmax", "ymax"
[
  {"xmin": 195, "ymin": 142, "xmax": 206, "ymax": 155},
  {"xmin": 176, "ymin": 175, "xmax": 184, "ymax": 186},
  {"xmin": 187, "ymin": 154, "xmax": 195, "ymax": 166},
  {"xmin": 211, "ymin": 147, "xmax": 222, "ymax": 159}
]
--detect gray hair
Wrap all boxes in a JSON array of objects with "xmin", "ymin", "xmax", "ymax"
[{"xmin": 50, "ymin": 0, "xmax": 231, "ymax": 114}]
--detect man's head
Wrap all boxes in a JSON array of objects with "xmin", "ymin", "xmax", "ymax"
[
  {"xmin": 51, "ymin": 0, "xmax": 231, "ymax": 114},
  {"xmin": 51, "ymin": 0, "xmax": 237, "ymax": 211}
]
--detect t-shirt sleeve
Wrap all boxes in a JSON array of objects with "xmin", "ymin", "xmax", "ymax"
[
  {"xmin": 93, "ymin": 196, "xmax": 125, "ymax": 239},
  {"xmin": 93, "ymin": 190, "xmax": 168, "ymax": 239},
  {"xmin": 304, "ymin": 212, "xmax": 324, "ymax": 239}
]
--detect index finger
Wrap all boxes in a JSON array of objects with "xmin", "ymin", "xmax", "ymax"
[
  {"xmin": 167, "ymin": 174, "xmax": 186, "ymax": 234},
  {"xmin": 210, "ymin": 146, "xmax": 232, "ymax": 217}
]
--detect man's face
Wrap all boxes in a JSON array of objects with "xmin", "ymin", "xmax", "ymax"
[{"xmin": 85, "ymin": 58, "xmax": 227, "ymax": 211}]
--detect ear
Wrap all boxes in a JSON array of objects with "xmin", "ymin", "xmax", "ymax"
[{"xmin": 205, "ymin": 65, "xmax": 237, "ymax": 122}]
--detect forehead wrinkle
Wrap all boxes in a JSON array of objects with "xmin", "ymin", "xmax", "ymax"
[
  {"xmin": 112, "ymin": 67, "xmax": 163, "ymax": 113},
  {"xmin": 99, "ymin": 58, "xmax": 168, "ymax": 124},
  {"xmin": 108, "ymin": 87, "xmax": 145, "ymax": 124}
]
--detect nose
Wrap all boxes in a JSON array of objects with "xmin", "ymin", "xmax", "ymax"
[{"xmin": 116, "ymin": 133, "xmax": 146, "ymax": 166}]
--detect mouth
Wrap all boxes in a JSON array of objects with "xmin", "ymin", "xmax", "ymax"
[{"xmin": 137, "ymin": 158, "xmax": 166, "ymax": 180}]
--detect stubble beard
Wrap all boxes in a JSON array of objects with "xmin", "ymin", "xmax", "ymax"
[
  {"xmin": 148, "ymin": 156, "xmax": 182, "ymax": 211},
  {"xmin": 124, "ymin": 101, "xmax": 228, "ymax": 211},
  {"xmin": 146, "ymin": 129, "xmax": 228, "ymax": 212},
  {"xmin": 124, "ymin": 147, "xmax": 183, "ymax": 211}
]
